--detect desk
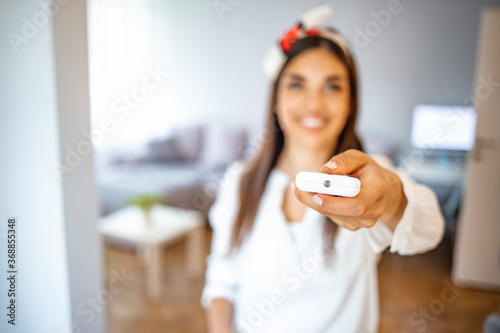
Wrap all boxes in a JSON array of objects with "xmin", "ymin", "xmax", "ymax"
[
  {"xmin": 98, "ymin": 204, "xmax": 205, "ymax": 301},
  {"xmin": 398, "ymin": 153, "xmax": 467, "ymax": 232}
]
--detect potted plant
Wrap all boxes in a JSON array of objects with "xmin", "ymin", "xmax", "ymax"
[{"xmin": 128, "ymin": 193, "xmax": 163, "ymax": 228}]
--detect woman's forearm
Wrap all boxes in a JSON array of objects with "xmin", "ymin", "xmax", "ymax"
[
  {"xmin": 380, "ymin": 169, "xmax": 408, "ymax": 231},
  {"xmin": 205, "ymin": 298, "xmax": 235, "ymax": 333}
]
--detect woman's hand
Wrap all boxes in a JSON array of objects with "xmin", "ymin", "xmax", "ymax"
[
  {"xmin": 206, "ymin": 298, "xmax": 236, "ymax": 333},
  {"xmin": 291, "ymin": 149, "xmax": 408, "ymax": 231}
]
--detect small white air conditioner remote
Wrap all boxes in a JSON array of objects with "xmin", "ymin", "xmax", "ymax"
[{"xmin": 295, "ymin": 171, "xmax": 361, "ymax": 197}]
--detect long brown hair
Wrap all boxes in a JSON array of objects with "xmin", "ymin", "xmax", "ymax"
[{"xmin": 230, "ymin": 30, "xmax": 363, "ymax": 259}]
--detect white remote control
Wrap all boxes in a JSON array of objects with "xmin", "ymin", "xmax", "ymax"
[{"xmin": 295, "ymin": 171, "xmax": 361, "ymax": 197}]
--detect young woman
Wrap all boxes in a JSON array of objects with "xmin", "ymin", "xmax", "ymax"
[{"xmin": 201, "ymin": 6, "xmax": 444, "ymax": 333}]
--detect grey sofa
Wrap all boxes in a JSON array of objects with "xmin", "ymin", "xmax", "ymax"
[{"xmin": 96, "ymin": 124, "xmax": 247, "ymax": 219}]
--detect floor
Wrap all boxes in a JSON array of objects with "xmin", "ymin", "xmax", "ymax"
[
  {"xmin": 104, "ymin": 228, "xmax": 500, "ymax": 333},
  {"xmin": 377, "ymin": 235, "xmax": 500, "ymax": 333}
]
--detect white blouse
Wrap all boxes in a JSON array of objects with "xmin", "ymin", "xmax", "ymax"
[{"xmin": 201, "ymin": 155, "xmax": 445, "ymax": 333}]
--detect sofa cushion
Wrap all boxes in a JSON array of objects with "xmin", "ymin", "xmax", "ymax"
[
  {"xmin": 147, "ymin": 126, "xmax": 204, "ymax": 162},
  {"xmin": 200, "ymin": 124, "xmax": 247, "ymax": 169}
]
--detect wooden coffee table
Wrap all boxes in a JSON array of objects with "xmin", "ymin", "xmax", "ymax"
[{"xmin": 98, "ymin": 204, "xmax": 205, "ymax": 301}]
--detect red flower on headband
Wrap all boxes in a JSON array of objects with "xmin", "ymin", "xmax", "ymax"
[{"xmin": 279, "ymin": 25, "xmax": 322, "ymax": 53}]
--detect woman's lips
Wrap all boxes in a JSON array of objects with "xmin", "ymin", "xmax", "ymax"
[{"xmin": 297, "ymin": 116, "xmax": 328, "ymax": 129}]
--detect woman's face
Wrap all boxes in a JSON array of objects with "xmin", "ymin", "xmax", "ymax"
[{"xmin": 276, "ymin": 47, "xmax": 351, "ymax": 152}]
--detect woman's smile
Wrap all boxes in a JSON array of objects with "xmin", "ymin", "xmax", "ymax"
[{"xmin": 296, "ymin": 114, "xmax": 329, "ymax": 130}]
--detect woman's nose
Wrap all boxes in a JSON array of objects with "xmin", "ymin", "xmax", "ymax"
[{"xmin": 304, "ymin": 89, "xmax": 326, "ymax": 112}]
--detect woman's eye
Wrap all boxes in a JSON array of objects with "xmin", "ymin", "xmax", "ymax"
[
  {"xmin": 288, "ymin": 82, "xmax": 302, "ymax": 90},
  {"xmin": 325, "ymin": 84, "xmax": 341, "ymax": 92}
]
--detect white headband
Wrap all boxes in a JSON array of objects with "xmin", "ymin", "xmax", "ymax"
[{"xmin": 262, "ymin": 5, "xmax": 351, "ymax": 81}]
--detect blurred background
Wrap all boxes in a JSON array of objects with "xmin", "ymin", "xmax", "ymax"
[{"xmin": 1, "ymin": 0, "xmax": 499, "ymax": 332}]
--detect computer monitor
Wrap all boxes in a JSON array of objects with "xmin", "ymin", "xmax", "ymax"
[{"xmin": 410, "ymin": 104, "xmax": 477, "ymax": 151}]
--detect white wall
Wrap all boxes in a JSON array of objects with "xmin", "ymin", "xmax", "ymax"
[
  {"xmin": 148, "ymin": 0, "xmax": 500, "ymax": 152},
  {"xmin": 0, "ymin": 0, "xmax": 105, "ymax": 332}
]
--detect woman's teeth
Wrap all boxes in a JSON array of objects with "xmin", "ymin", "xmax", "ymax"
[{"xmin": 299, "ymin": 117, "xmax": 327, "ymax": 129}]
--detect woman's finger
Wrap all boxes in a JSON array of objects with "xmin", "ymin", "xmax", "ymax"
[
  {"xmin": 315, "ymin": 190, "xmax": 386, "ymax": 218},
  {"xmin": 291, "ymin": 182, "xmax": 378, "ymax": 220},
  {"xmin": 321, "ymin": 149, "xmax": 371, "ymax": 175},
  {"xmin": 328, "ymin": 214, "xmax": 378, "ymax": 229},
  {"xmin": 291, "ymin": 181, "xmax": 380, "ymax": 229},
  {"xmin": 327, "ymin": 216, "xmax": 361, "ymax": 231}
]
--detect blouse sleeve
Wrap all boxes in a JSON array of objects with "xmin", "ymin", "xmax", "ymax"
[
  {"xmin": 200, "ymin": 162, "xmax": 245, "ymax": 309},
  {"xmin": 362, "ymin": 154, "xmax": 445, "ymax": 256}
]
